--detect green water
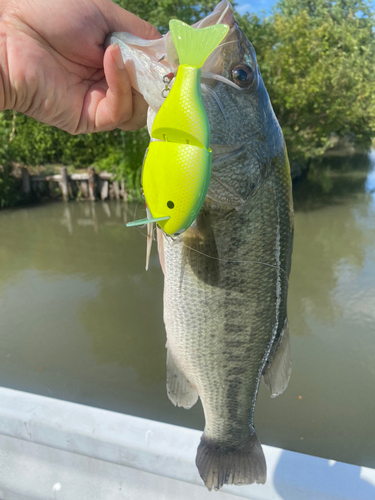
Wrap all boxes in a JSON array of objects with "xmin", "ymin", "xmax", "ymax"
[{"xmin": 0, "ymin": 154, "xmax": 374, "ymax": 469}]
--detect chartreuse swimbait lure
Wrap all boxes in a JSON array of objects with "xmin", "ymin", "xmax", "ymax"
[{"xmin": 127, "ymin": 19, "xmax": 229, "ymax": 236}]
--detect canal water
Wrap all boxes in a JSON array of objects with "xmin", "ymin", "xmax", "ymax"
[{"xmin": 0, "ymin": 153, "xmax": 374, "ymax": 469}]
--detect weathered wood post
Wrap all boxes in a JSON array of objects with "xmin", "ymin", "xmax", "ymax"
[
  {"xmin": 112, "ymin": 180, "xmax": 120, "ymax": 200},
  {"xmin": 121, "ymin": 179, "xmax": 128, "ymax": 202},
  {"xmin": 88, "ymin": 167, "xmax": 97, "ymax": 201},
  {"xmin": 60, "ymin": 167, "xmax": 69, "ymax": 201},
  {"xmin": 100, "ymin": 180, "xmax": 109, "ymax": 200},
  {"xmin": 21, "ymin": 167, "xmax": 30, "ymax": 195}
]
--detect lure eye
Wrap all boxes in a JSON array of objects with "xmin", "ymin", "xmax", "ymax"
[
  {"xmin": 231, "ymin": 64, "xmax": 254, "ymax": 88},
  {"xmin": 167, "ymin": 201, "xmax": 174, "ymax": 209}
]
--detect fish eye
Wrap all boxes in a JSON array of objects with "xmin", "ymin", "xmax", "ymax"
[
  {"xmin": 231, "ymin": 64, "xmax": 254, "ymax": 88},
  {"xmin": 167, "ymin": 201, "xmax": 174, "ymax": 209}
]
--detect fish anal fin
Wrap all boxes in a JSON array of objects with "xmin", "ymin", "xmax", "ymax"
[
  {"xmin": 263, "ymin": 319, "xmax": 292, "ymax": 398},
  {"xmin": 196, "ymin": 429, "xmax": 266, "ymax": 491},
  {"xmin": 166, "ymin": 349, "xmax": 198, "ymax": 409}
]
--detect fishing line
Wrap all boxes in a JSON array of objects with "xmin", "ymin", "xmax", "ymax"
[{"xmin": 133, "ymin": 221, "xmax": 288, "ymax": 281}]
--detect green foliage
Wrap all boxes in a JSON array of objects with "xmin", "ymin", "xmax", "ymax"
[
  {"xmin": 93, "ymin": 128, "xmax": 150, "ymax": 194},
  {"xmin": 112, "ymin": 0, "xmax": 218, "ymax": 33},
  {"xmin": 0, "ymin": 164, "xmax": 20, "ymax": 208},
  {"xmin": 238, "ymin": 0, "xmax": 375, "ymax": 161}
]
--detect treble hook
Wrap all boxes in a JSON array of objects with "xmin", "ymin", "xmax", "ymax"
[{"xmin": 161, "ymin": 72, "xmax": 175, "ymax": 98}]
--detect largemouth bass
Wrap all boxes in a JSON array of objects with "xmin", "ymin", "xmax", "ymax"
[{"xmin": 109, "ymin": 0, "xmax": 294, "ymax": 491}]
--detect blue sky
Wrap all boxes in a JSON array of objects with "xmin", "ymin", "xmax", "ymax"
[
  {"xmin": 235, "ymin": 0, "xmax": 375, "ymax": 16},
  {"xmin": 234, "ymin": 0, "xmax": 276, "ymax": 16}
]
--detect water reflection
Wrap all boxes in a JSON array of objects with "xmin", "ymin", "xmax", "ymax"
[
  {"xmin": 274, "ymin": 451, "xmax": 375, "ymax": 500},
  {"xmin": 365, "ymin": 150, "xmax": 375, "ymax": 208},
  {"xmin": 288, "ymin": 153, "xmax": 375, "ymax": 337},
  {"xmin": 293, "ymin": 153, "xmax": 373, "ymax": 212}
]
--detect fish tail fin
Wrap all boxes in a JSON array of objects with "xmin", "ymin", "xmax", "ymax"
[
  {"xmin": 169, "ymin": 19, "xmax": 229, "ymax": 67},
  {"xmin": 196, "ymin": 430, "xmax": 267, "ymax": 491}
]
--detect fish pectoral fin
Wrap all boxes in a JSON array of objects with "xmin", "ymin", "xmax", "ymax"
[
  {"xmin": 262, "ymin": 319, "xmax": 292, "ymax": 398},
  {"xmin": 207, "ymin": 173, "xmax": 248, "ymax": 210},
  {"xmin": 166, "ymin": 349, "xmax": 198, "ymax": 410},
  {"xmin": 182, "ymin": 211, "xmax": 219, "ymax": 286}
]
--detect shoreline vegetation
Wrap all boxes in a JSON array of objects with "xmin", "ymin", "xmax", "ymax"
[{"xmin": 1, "ymin": 0, "xmax": 375, "ymax": 208}]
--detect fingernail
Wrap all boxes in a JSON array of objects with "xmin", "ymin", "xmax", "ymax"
[{"xmin": 112, "ymin": 43, "xmax": 125, "ymax": 71}]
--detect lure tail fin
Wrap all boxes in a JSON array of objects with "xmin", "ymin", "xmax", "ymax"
[{"xmin": 169, "ymin": 19, "xmax": 229, "ymax": 68}]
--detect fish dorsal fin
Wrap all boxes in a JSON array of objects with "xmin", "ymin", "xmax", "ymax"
[{"xmin": 169, "ymin": 19, "xmax": 229, "ymax": 68}]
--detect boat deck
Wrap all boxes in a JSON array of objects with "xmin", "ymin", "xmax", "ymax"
[{"xmin": 0, "ymin": 387, "xmax": 373, "ymax": 500}]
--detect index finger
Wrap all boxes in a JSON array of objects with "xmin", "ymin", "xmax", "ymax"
[{"xmin": 100, "ymin": 2, "xmax": 161, "ymax": 41}]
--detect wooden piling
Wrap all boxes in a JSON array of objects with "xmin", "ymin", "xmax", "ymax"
[
  {"xmin": 88, "ymin": 167, "xmax": 97, "ymax": 201},
  {"xmin": 21, "ymin": 167, "xmax": 30, "ymax": 195},
  {"xmin": 60, "ymin": 167, "xmax": 69, "ymax": 201},
  {"xmin": 80, "ymin": 181, "xmax": 89, "ymax": 198},
  {"xmin": 19, "ymin": 168, "xmax": 129, "ymax": 203},
  {"xmin": 120, "ymin": 179, "xmax": 128, "ymax": 202},
  {"xmin": 100, "ymin": 180, "xmax": 109, "ymax": 201},
  {"xmin": 112, "ymin": 180, "xmax": 120, "ymax": 200}
]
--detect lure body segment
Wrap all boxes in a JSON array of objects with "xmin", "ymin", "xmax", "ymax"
[
  {"xmin": 129, "ymin": 20, "xmax": 229, "ymax": 236},
  {"xmin": 142, "ymin": 142, "xmax": 211, "ymax": 235},
  {"xmin": 151, "ymin": 65, "xmax": 209, "ymax": 149}
]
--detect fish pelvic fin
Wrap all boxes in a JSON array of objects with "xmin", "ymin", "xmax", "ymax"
[
  {"xmin": 196, "ymin": 430, "xmax": 267, "ymax": 491},
  {"xmin": 169, "ymin": 19, "xmax": 229, "ymax": 68},
  {"xmin": 166, "ymin": 348, "xmax": 198, "ymax": 409},
  {"xmin": 263, "ymin": 319, "xmax": 292, "ymax": 398}
]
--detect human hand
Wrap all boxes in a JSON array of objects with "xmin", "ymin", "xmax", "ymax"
[{"xmin": 0, "ymin": 0, "xmax": 160, "ymax": 133}]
